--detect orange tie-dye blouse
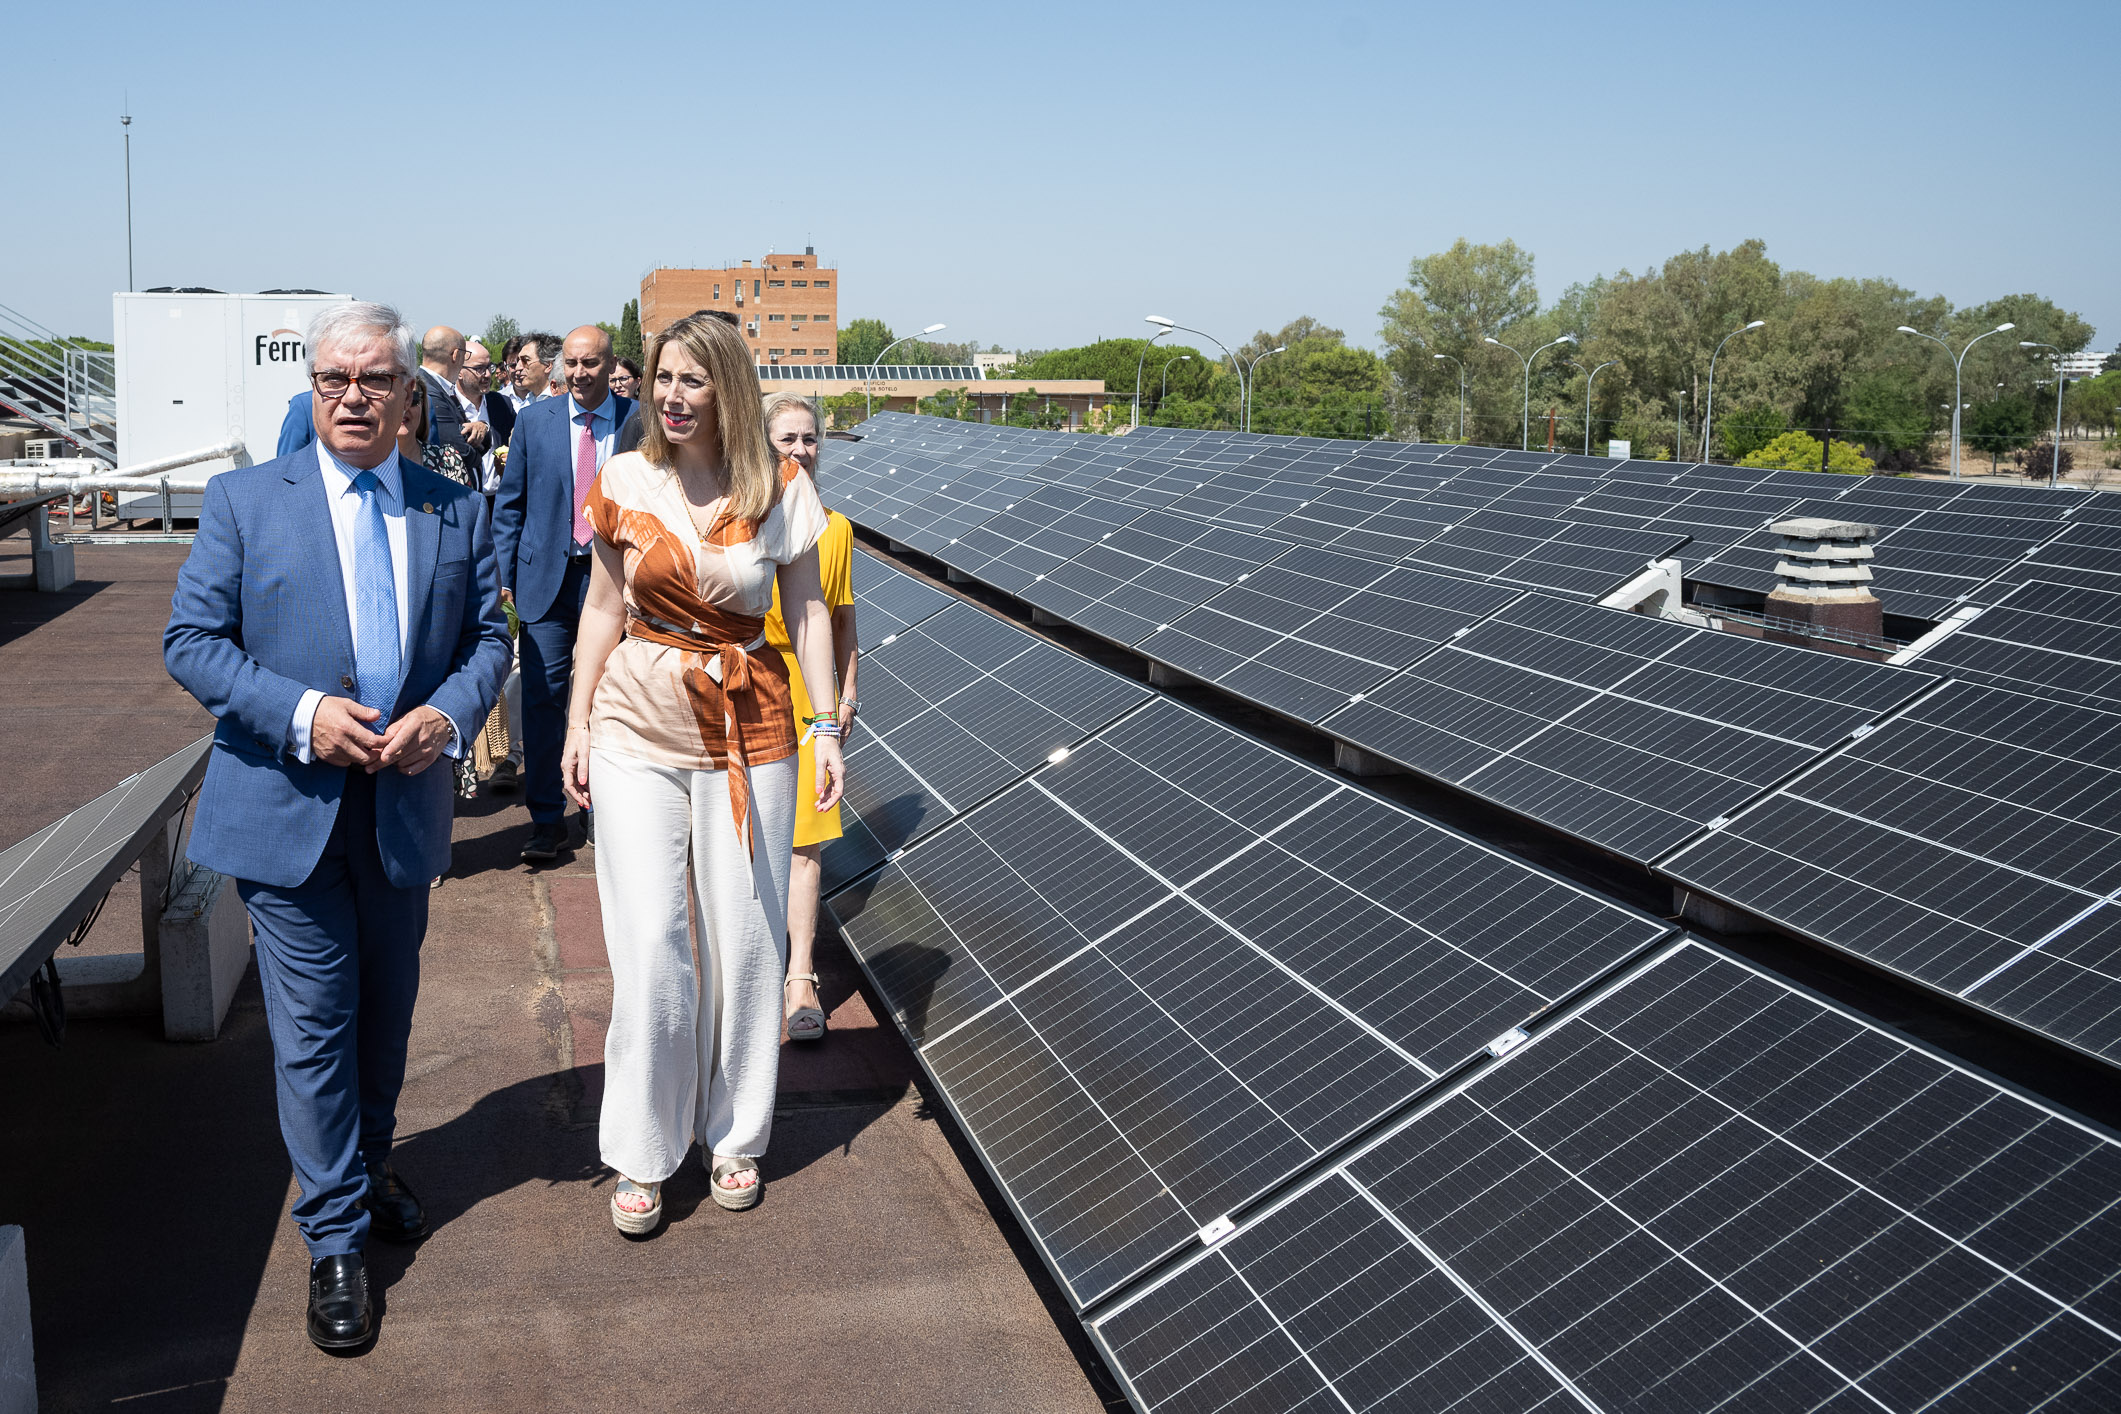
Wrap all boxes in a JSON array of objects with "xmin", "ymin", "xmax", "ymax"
[{"xmin": 582, "ymin": 453, "xmax": 829, "ymax": 794}]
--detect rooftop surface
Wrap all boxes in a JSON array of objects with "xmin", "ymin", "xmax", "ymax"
[{"xmin": 0, "ymin": 533, "xmax": 1123, "ymax": 1413}]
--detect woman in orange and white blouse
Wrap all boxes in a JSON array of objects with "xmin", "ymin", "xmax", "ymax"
[{"xmin": 560, "ymin": 314, "xmax": 844, "ymax": 1234}]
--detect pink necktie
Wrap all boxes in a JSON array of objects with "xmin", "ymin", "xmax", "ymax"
[{"xmin": 573, "ymin": 409, "xmax": 597, "ymax": 545}]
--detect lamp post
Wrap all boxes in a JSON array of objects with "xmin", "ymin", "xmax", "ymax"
[
  {"xmin": 1432, "ymin": 354, "xmax": 1466, "ymax": 441},
  {"xmin": 867, "ymin": 322, "xmax": 946, "ymax": 419},
  {"xmin": 1158, "ymin": 353, "xmax": 1192, "ymax": 410},
  {"xmin": 1241, "ymin": 345, "xmax": 1286, "ymax": 432},
  {"xmin": 1579, "ymin": 360, "xmax": 1617, "ymax": 456},
  {"xmin": 1484, "ymin": 333, "xmax": 1577, "ymax": 450},
  {"xmin": 2019, "ymin": 341, "xmax": 2068, "ymax": 488},
  {"xmin": 1132, "ymin": 320, "xmax": 1174, "ymax": 428},
  {"xmin": 1147, "ymin": 316, "xmax": 1244, "ymax": 430},
  {"xmin": 120, "ymin": 107, "xmax": 134, "ymax": 292},
  {"xmin": 1897, "ymin": 321, "xmax": 2015, "ymax": 479},
  {"xmin": 1700, "ymin": 320, "xmax": 1765, "ymax": 464},
  {"xmin": 1673, "ymin": 390, "xmax": 1687, "ymax": 461}
]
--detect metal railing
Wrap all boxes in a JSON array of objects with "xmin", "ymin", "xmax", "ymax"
[{"xmin": 0, "ymin": 300, "xmax": 116, "ymax": 460}]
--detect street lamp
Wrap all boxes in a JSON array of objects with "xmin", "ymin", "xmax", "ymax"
[
  {"xmin": 1673, "ymin": 391, "xmax": 1688, "ymax": 461},
  {"xmin": 2019, "ymin": 342, "xmax": 2067, "ymax": 487},
  {"xmin": 867, "ymin": 322, "xmax": 946, "ymax": 419},
  {"xmin": 1579, "ymin": 360, "xmax": 1618, "ymax": 456},
  {"xmin": 1484, "ymin": 333, "xmax": 1577, "ymax": 450},
  {"xmin": 1147, "ymin": 316, "xmax": 1245, "ymax": 431},
  {"xmin": 120, "ymin": 107, "xmax": 134, "ymax": 293},
  {"xmin": 1898, "ymin": 321, "xmax": 2015, "ymax": 479},
  {"xmin": 1158, "ymin": 353, "xmax": 1192, "ymax": 408},
  {"xmin": 1432, "ymin": 354, "xmax": 1466, "ymax": 441},
  {"xmin": 1242, "ymin": 345, "xmax": 1287, "ymax": 432},
  {"xmin": 1132, "ymin": 319, "xmax": 1175, "ymax": 428},
  {"xmin": 1700, "ymin": 320, "xmax": 1766, "ymax": 464}
]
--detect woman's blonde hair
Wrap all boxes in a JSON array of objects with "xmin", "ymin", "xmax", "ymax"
[
  {"xmin": 759, "ymin": 391, "xmax": 824, "ymax": 490},
  {"xmin": 639, "ymin": 314, "xmax": 777, "ymax": 521}
]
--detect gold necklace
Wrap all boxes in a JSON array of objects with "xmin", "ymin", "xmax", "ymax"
[{"xmin": 670, "ymin": 465, "xmax": 730, "ymax": 546}]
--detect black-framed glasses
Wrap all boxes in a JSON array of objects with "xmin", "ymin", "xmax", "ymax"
[{"xmin": 312, "ymin": 369, "xmax": 403, "ymax": 400}]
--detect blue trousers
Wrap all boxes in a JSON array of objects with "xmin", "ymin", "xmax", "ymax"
[
  {"xmin": 240, "ymin": 769, "xmax": 427, "ymax": 1259},
  {"xmin": 519, "ymin": 555, "xmax": 590, "ymax": 825}
]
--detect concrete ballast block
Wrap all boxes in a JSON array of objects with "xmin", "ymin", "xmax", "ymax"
[
  {"xmin": 160, "ymin": 866, "xmax": 250, "ymax": 1042},
  {"xmin": 0, "ymin": 1226, "xmax": 33, "ymax": 1414}
]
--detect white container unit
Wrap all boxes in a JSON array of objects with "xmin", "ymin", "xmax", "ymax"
[{"xmin": 112, "ymin": 289, "xmax": 352, "ymax": 516}]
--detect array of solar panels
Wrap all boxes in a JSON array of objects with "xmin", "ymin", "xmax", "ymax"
[
  {"xmin": 825, "ymin": 416, "xmax": 2121, "ymax": 1069},
  {"xmin": 757, "ymin": 364, "xmax": 987, "ymax": 381},
  {"xmin": 829, "ymin": 551, "xmax": 2121, "ymax": 1413}
]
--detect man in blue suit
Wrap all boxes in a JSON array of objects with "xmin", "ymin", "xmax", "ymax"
[
  {"xmin": 165, "ymin": 302, "xmax": 510, "ymax": 1351},
  {"xmin": 493, "ymin": 324, "xmax": 633, "ymax": 860}
]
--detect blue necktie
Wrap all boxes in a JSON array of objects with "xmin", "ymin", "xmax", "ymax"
[{"xmin": 351, "ymin": 469, "xmax": 401, "ymax": 723}]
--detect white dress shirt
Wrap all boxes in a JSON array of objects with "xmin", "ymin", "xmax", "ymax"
[
  {"xmin": 458, "ymin": 384, "xmax": 499, "ymax": 491},
  {"xmin": 290, "ymin": 441, "xmax": 460, "ymax": 762}
]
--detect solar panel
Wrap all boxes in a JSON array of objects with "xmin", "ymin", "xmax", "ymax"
[
  {"xmin": 1659, "ymin": 681, "xmax": 2121, "ymax": 1065},
  {"xmin": 1915, "ymin": 579, "xmax": 2121, "ymax": 711},
  {"xmin": 1020, "ymin": 510, "xmax": 1283, "ymax": 649},
  {"xmin": 1404, "ymin": 508, "xmax": 1689, "ymax": 599},
  {"xmin": 1324, "ymin": 595, "xmax": 1937, "ymax": 861},
  {"xmin": 849, "ymin": 549, "xmax": 953, "ymax": 652},
  {"xmin": 830, "ymin": 696, "xmax": 1672, "ymax": 1309},
  {"xmin": 1142, "ymin": 548, "xmax": 1524, "ymax": 723},
  {"xmin": 1980, "ymin": 518, "xmax": 2121, "ymax": 598},
  {"xmin": 819, "ymin": 600, "xmax": 1149, "ymax": 892},
  {"xmin": 933, "ymin": 485, "xmax": 1143, "ymax": 594},
  {"xmin": 1093, "ymin": 939, "xmax": 2121, "ymax": 1414}
]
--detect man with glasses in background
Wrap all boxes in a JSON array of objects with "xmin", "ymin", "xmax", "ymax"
[
  {"xmin": 506, "ymin": 331, "xmax": 561, "ymax": 413},
  {"xmin": 164, "ymin": 302, "xmax": 509, "ymax": 1352}
]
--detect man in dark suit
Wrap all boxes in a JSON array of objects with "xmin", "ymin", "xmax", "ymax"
[
  {"xmin": 417, "ymin": 326, "xmax": 475, "ymax": 463},
  {"xmin": 454, "ymin": 339, "xmax": 515, "ymax": 493},
  {"xmin": 493, "ymin": 324, "xmax": 634, "ymax": 860},
  {"xmin": 164, "ymin": 302, "xmax": 510, "ymax": 1350}
]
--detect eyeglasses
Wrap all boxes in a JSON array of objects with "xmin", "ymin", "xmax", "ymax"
[{"xmin": 312, "ymin": 369, "xmax": 404, "ymax": 399}]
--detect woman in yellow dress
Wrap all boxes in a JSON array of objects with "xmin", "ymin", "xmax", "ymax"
[{"xmin": 759, "ymin": 393, "xmax": 856, "ymax": 1041}]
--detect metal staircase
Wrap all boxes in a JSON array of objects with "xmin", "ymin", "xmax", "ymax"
[{"xmin": 0, "ymin": 300, "xmax": 117, "ymax": 464}]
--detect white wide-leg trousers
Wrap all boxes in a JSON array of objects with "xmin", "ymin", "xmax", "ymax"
[{"xmin": 591, "ymin": 748, "xmax": 796, "ymax": 1183}]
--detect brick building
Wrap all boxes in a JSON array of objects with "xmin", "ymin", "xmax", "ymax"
[{"xmin": 639, "ymin": 248, "xmax": 838, "ymax": 364}]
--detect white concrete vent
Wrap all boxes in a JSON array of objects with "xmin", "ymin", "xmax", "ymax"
[{"xmin": 1769, "ymin": 517, "xmax": 1877, "ymax": 601}]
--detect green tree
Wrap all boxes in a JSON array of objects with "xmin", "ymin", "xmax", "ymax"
[
  {"xmin": 917, "ymin": 387, "xmax": 982, "ymax": 420},
  {"xmin": 1378, "ymin": 238, "xmax": 1545, "ymax": 443},
  {"xmin": 838, "ymin": 318, "xmax": 894, "ymax": 368},
  {"xmin": 480, "ymin": 313, "xmax": 519, "ymax": 362},
  {"xmin": 1964, "ymin": 396, "xmax": 2037, "ymax": 471},
  {"xmin": 818, "ymin": 390, "xmax": 874, "ymax": 431},
  {"xmin": 1737, "ymin": 431, "xmax": 1875, "ymax": 474},
  {"xmin": 615, "ymin": 300, "xmax": 642, "ymax": 363},
  {"xmin": 1718, "ymin": 404, "xmax": 1787, "ymax": 461}
]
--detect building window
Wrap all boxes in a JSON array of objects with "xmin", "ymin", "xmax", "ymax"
[
  {"xmin": 768, "ymin": 348, "xmax": 785, "ymax": 356},
  {"xmin": 813, "ymin": 280, "xmax": 829, "ymax": 289},
  {"xmin": 790, "ymin": 314, "xmax": 806, "ymax": 322},
  {"xmin": 768, "ymin": 280, "xmax": 785, "ymax": 288},
  {"xmin": 768, "ymin": 313, "xmax": 785, "ymax": 322},
  {"xmin": 712, "ymin": 283, "xmax": 720, "ymax": 299},
  {"xmin": 812, "ymin": 316, "xmax": 829, "ymax": 326},
  {"xmin": 791, "ymin": 280, "xmax": 807, "ymax": 287},
  {"xmin": 754, "ymin": 280, "xmax": 761, "ymax": 298},
  {"xmin": 793, "ymin": 260, "xmax": 806, "ymax": 269},
  {"xmin": 790, "ymin": 348, "xmax": 808, "ymax": 356}
]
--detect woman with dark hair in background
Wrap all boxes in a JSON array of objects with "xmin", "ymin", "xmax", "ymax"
[
  {"xmin": 611, "ymin": 356, "xmax": 641, "ymax": 400},
  {"xmin": 559, "ymin": 314, "xmax": 844, "ymax": 1234}
]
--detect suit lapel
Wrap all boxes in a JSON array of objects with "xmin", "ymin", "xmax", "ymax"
[
  {"xmin": 288, "ymin": 446, "xmax": 356, "ymax": 668},
  {"xmin": 400, "ymin": 453, "xmax": 442, "ymax": 659}
]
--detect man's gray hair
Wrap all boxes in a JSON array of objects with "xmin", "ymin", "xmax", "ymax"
[{"xmin": 306, "ymin": 301, "xmax": 418, "ymax": 376}]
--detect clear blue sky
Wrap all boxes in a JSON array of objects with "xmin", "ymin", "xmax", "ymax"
[{"xmin": 9, "ymin": 0, "xmax": 2115, "ymax": 354}]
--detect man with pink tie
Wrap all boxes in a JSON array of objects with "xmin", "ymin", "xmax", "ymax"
[{"xmin": 492, "ymin": 325, "xmax": 635, "ymax": 860}]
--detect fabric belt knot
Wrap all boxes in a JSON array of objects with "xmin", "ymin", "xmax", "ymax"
[{"xmin": 623, "ymin": 606, "xmax": 772, "ymax": 872}]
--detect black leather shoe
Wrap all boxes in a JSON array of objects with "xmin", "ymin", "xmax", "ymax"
[
  {"xmin": 307, "ymin": 1253, "xmax": 374, "ymax": 1351},
  {"xmin": 520, "ymin": 821, "xmax": 566, "ymax": 862},
  {"xmin": 363, "ymin": 1159, "xmax": 428, "ymax": 1243}
]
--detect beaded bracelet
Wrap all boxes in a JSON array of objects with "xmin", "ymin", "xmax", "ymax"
[{"xmin": 810, "ymin": 721, "xmax": 842, "ymax": 739}]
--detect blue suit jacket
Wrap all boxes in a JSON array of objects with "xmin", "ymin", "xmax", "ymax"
[
  {"xmin": 493, "ymin": 393, "xmax": 633, "ymax": 622},
  {"xmin": 164, "ymin": 446, "xmax": 512, "ymax": 889},
  {"xmin": 278, "ymin": 391, "xmax": 316, "ymax": 457}
]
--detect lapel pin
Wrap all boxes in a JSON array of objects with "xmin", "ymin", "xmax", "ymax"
[{"xmin": 422, "ymin": 502, "xmax": 434, "ymax": 514}]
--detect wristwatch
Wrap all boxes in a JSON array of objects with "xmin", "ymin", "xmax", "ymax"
[{"xmin": 839, "ymin": 698, "xmax": 858, "ymax": 720}]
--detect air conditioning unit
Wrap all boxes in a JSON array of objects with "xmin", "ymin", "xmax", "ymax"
[{"xmin": 23, "ymin": 438, "xmax": 80, "ymax": 460}]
